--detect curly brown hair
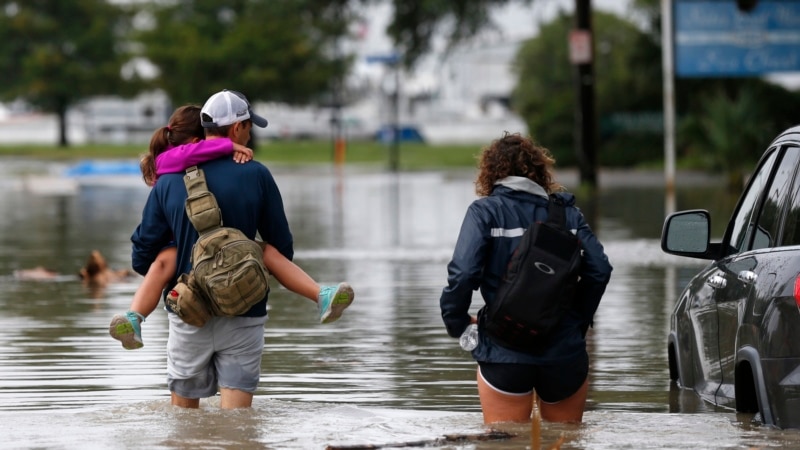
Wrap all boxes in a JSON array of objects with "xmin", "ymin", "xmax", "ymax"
[
  {"xmin": 140, "ymin": 105, "xmax": 204, "ymax": 186},
  {"xmin": 474, "ymin": 132, "xmax": 560, "ymax": 197}
]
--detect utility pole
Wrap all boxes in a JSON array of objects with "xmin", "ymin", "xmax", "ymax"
[
  {"xmin": 661, "ymin": 0, "xmax": 676, "ymax": 215},
  {"xmin": 571, "ymin": 0, "xmax": 597, "ymax": 189},
  {"xmin": 330, "ymin": 8, "xmax": 346, "ymax": 166},
  {"xmin": 390, "ymin": 63, "xmax": 400, "ymax": 172}
]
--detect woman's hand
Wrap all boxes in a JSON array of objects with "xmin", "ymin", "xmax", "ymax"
[{"xmin": 232, "ymin": 143, "xmax": 254, "ymax": 164}]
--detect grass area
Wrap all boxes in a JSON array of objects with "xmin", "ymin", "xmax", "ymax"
[
  {"xmin": 0, "ymin": 143, "xmax": 147, "ymax": 160},
  {"xmin": 0, "ymin": 139, "xmax": 484, "ymax": 170},
  {"xmin": 264, "ymin": 140, "xmax": 483, "ymax": 170}
]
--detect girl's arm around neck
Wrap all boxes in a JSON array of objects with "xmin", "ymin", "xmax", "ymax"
[{"xmin": 155, "ymin": 138, "xmax": 235, "ymax": 175}]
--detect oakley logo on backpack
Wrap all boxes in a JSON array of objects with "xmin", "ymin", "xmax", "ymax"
[{"xmin": 534, "ymin": 262, "xmax": 555, "ymax": 274}]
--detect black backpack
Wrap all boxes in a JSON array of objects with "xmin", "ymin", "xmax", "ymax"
[{"xmin": 483, "ymin": 195, "xmax": 582, "ymax": 353}]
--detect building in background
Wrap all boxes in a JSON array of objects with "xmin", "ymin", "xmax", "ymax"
[{"xmin": 78, "ymin": 91, "xmax": 171, "ymax": 144}]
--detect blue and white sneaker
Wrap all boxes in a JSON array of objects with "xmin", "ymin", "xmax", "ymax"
[
  {"xmin": 318, "ymin": 283, "xmax": 354, "ymax": 324},
  {"xmin": 109, "ymin": 311, "xmax": 145, "ymax": 350}
]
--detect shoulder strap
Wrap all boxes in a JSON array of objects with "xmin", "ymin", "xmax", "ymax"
[
  {"xmin": 544, "ymin": 195, "xmax": 567, "ymax": 228},
  {"xmin": 183, "ymin": 165, "xmax": 222, "ymax": 233},
  {"xmin": 184, "ymin": 165, "xmax": 208, "ymax": 196}
]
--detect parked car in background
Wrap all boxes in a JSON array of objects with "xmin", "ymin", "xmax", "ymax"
[{"xmin": 661, "ymin": 125, "xmax": 800, "ymax": 429}]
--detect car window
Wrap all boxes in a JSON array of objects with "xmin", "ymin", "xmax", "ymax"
[
  {"xmin": 753, "ymin": 147, "xmax": 800, "ymax": 250},
  {"xmin": 779, "ymin": 147, "xmax": 800, "ymax": 246},
  {"xmin": 727, "ymin": 149, "xmax": 778, "ymax": 254}
]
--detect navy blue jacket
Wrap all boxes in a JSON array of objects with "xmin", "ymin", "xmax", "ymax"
[
  {"xmin": 440, "ymin": 177, "xmax": 612, "ymax": 363},
  {"xmin": 131, "ymin": 157, "xmax": 293, "ymax": 317}
]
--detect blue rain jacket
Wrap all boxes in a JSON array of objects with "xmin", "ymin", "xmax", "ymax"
[{"xmin": 440, "ymin": 177, "xmax": 612, "ymax": 363}]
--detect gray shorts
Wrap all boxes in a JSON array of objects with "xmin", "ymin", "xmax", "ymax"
[{"xmin": 166, "ymin": 313, "xmax": 267, "ymax": 399}]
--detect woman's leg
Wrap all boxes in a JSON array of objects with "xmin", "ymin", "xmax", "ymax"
[
  {"xmin": 476, "ymin": 367, "xmax": 533, "ymax": 424},
  {"xmin": 538, "ymin": 377, "xmax": 589, "ymax": 423}
]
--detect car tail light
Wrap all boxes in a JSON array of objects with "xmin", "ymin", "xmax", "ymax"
[{"xmin": 795, "ymin": 275, "xmax": 800, "ymax": 308}]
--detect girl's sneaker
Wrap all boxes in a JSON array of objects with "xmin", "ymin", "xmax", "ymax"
[
  {"xmin": 318, "ymin": 283, "xmax": 354, "ymax": 324},
  {"xmin": 109, "ymin": 311, "xmax": 145, "ymax": 350}
]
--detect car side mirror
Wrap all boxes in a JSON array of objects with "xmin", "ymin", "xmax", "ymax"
[{"xmin": 661, "ymin": 210, "xmax": 711, "ymax": 257}]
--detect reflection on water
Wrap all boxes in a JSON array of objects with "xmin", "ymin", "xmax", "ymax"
[{"xmin": 1, "ymin": 162, "xmax": 799, "ymax": 449}]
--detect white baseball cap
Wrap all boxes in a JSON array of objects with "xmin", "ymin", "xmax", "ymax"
[{"xmin": 200, "ymin": 89, "xmax": 268, "ymax": 128}]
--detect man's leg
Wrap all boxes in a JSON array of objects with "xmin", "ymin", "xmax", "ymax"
[
  {"xmin": 166, "ymin": 314, "xmax": 216, "ymax": 407},
  {"xmin": 219, "ymin": 388, "xmax": 254, "ymax": 409},
  {"xmin": 215, "ymin": 316, "xmax": 266, "ymax": 409},
  {"xmin": 171, "ymin": 392, "xmax": 200, "ymax": 408}
]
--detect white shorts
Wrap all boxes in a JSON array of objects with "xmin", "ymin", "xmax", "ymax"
[{"xmin": 166, "ymin": 313, "xmax": 267, "ymax": 399}]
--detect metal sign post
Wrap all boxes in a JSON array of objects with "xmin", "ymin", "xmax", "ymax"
[{"xmin": 366, "ymin": 53, "xmax": 401, "ymax": 172}]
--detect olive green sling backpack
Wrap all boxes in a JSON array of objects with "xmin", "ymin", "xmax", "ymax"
[{"xmin": 166, "ymin": 165, "xmax": 270, "ymax": 327}]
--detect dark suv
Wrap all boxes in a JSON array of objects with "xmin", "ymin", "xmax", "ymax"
[{"xmin": 661, "ymin": 125, "xmax": 800, "ymax": 429}]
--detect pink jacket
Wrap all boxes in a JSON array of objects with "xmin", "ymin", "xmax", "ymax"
[{"xmin": 155, "ymin": 138, "xmax": 234, "ymax": 175}]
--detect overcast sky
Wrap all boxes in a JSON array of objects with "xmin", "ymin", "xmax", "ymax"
[
  {"xmin": 346, "ymin": 0, "xmax": 638, "ymax": 93},
  {"xmin": 350, "ymin": 0, "xmax": 633, "ymax": 58},
  {"xmin": 350, "ymin": 0, "xmax": 800, "ymax": 90}
]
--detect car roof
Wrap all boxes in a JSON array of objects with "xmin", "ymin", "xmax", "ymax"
[{"xmin": 770, "ymin": 124, "xmax": 800, "ymax": 147}]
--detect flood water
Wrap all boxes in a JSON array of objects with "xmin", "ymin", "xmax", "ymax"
[{"xmin": 1, "ymin": 159, "xmax": 800, "ymax": 449}]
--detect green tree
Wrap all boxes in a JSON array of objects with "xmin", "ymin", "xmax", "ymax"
[
  {"xmin": 679, "ymin": 88, "xmax": 764, "ymax": 178},
  {"xmin": 627, "ymin": 0, "xmax": 800, "ymax": 173},
  {"xmin": 380, "ymin": 0, "xmax": 800, "ymax": 175},
  {"xmin": 132, "ymin": 0, "xmax": 356, "ymax": 107},
  {"xmin": 513, "ymin": 10, "xmax": 662, "ymax": 166},
  {"xmin": 678, "ymin": 81, "xmax": 800, "ymax": 183},
  {"xmin": 0, "ymin": 0, "xmax": 136, "ymax": 147},
  {"xmin": 383, "ymin": 0, "xmax": 519, "ymax": 68}
]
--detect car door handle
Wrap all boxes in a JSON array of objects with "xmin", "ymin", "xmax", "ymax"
[
  {"xmin": 707, "ymin": 275, "xmax": 727, "ymax": 289},
  {"xmin": 738, "ymin": 270, "xmax": 757, "ymax": 284}
]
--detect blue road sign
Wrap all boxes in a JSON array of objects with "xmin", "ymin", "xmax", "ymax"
[
  {"xmin": 365, "ymin": 53, "xmax": 401, "ymax": 65},
  {"xmin": 674, "ymin": 0, "xmax": 800, "ymax": 77}
]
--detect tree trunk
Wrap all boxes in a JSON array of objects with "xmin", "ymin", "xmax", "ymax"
[{"xmin": 57, "ymin": 99, "xmax": 69, "ymax": 147}]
